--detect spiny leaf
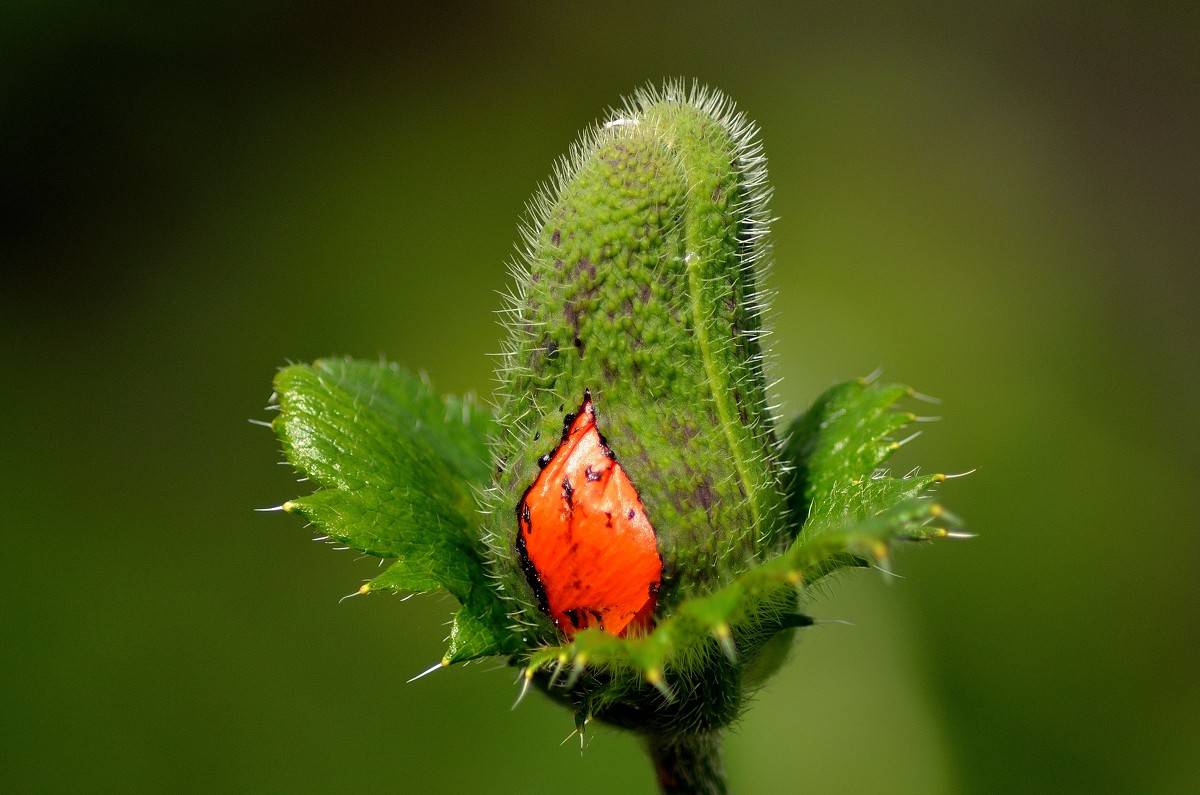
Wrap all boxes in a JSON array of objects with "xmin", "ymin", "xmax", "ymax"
[
  {"xmin": 286, "ymin": 488, "xmax": 474, "ymax": 596},
  {"xmin": 273, "ymin": 357, "xmax": 515, "ymax": 661},
  {"xmin": 444, "ymin": 596, "xmax": 518, "ymax": 663},
  {"xmin": 783, "ymin": 378, "xmax": 933, "ymax": 539},
  {"xmin": 804, "ymin": 474, "xmax": 944, "ymax": 532},
  {"xmin": 276, "ymin": 358, "xmax": 495, "ymax": 494}
]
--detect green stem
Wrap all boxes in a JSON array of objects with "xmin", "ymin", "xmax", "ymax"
[{"xmin": 645, "ymin": 732, "xmax": 728, "ymax": 795}]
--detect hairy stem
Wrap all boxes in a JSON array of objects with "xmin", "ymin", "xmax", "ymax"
[{"xmin": 645, "ymin": 732, "xmax": 728, "ymax": 795}]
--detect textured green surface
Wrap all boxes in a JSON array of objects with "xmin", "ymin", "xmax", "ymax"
[
  {"xmin": 784, "ymin": 378, "xmax": 944, "ymax": 541},
  {"xmin": 272, "ymin": 358, "xmax": 515, "ymax": 661}
]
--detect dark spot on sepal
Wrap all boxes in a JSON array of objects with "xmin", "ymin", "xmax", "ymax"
[
  {"xmin": 576, "ymin": 255, "xmax": 595, "ymax": 279},
  {"xmin": 694, "ymin": 478, "xmax": 716, "ymax": 525}
]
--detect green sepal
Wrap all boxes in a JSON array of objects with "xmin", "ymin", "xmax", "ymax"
[{"xmin": 272, "ymin": 358, "xmax": 515, "ymax": 662}]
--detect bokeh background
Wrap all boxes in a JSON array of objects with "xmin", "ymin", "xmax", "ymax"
[{"xmin": 3, "ymin": 3, "xmax": 1197, "ymax": 792}]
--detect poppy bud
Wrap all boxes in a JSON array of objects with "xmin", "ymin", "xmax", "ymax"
[
  {"xmin": 474, "ymin": 82, "xmax": 809, "ymax": 743},
  {"xmin": 485, "ymin": 82, "xmax": 786, "ymax": 649}
]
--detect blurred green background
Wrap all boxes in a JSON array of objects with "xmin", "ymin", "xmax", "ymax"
[{"xmin": 3, "ymin": 3, "xmax": 1197, "ymax": 792}]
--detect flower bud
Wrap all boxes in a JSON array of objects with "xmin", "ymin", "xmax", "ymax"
[{"xmin": 484, "ymin": 82, "xmax": 786, "ymax": 654}]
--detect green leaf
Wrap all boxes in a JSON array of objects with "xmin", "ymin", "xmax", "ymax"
[
  {"xmin": 367, "ymin": 559, "xmax": 515, "ymax": 664},
  {"xmin": 273, "ymin": 358, "xmax": 515, "ymax": 661},
  {"xmin": 289, "ymin": 489, "xmax": 474, "ymax": 597},
  {"xmin": 783, "ymin": 378, "xmax": 936, "ymax": 540},
  {"xmin": 444, "ymin": 597, "xmax": 515, "ymax": 663},
  {"xmin": 804, "ymin": 475, "xmax": 943, "ymax": 533}
]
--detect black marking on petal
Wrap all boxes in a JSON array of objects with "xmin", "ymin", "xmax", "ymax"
[{"xmin": 515, "ymin": 501, "xmax": 550, "ymax": 618}]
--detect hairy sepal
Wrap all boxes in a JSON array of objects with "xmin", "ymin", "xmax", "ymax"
[{"xmin": 483, "ymin": 79, "xmax": 787, "ymax": 643}]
